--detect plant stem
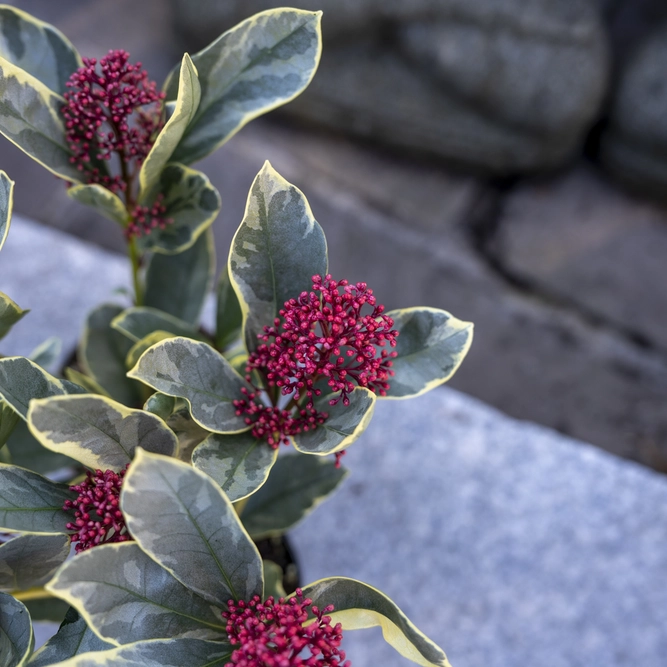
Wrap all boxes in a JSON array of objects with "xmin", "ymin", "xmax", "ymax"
[{"xmin": 128, "ymin": 236, "xmax": 143, "ymax": 306}]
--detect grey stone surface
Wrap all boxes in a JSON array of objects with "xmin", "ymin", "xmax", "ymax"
[
  {"xmin": 3, "ymin": 213, "xmax": 667, "ymax": 666},
  {"xmin": 170, "ymin": 0, "xmax": 609, "ymax": 174},
  {"xmin": 601, "ymin": 20, "xmax": 667, "ymax": 199},
  {"xmin": 496, "ymin": 165, "xmax": 667, "ymax": 351},
  {"xmin": 0, "ymin": 215, "xmax": 130, "ymax": 367},
  {"xmin": 291, "ymin": 389, "xmax": 667, "ymax": 666}
]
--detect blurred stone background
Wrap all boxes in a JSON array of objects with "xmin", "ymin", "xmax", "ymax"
[{"xmin": 3, "ymin": 0, "xmax": 667, "ymax": 471}]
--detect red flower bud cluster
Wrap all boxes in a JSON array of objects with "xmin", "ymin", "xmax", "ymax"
[
  {"xmin": 63, "ymin": 466, "xmax": 131, "ymax": 553},
  {"xmin": 223, "ymin": 589, "xmax": 350, "ymax": 666},
  {"xmin": 126, "ymin": 193, "xmax": 171, "ymax": 238},
  {"xmin": 63, "ymin": 49, "xmax": 164, "ymax": 192},
  {"xmin": 233, "ymin": 387, "xmax": 327, "ymax": 449},
  {"xmin": 235, "ymin": 275, "xmax": 398, "ymax": 451},
  {"xmin": 62, "ymin": 50, "xmax": 171, "ymax": 239},
  {"xmin": 249, "ymin": 275, "xmax": 398, "ymax": 408}
]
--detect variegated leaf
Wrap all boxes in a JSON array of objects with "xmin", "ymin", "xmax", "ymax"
[
  {"xmin": 111, "ymin": 306, "xmax": 204, "ymax": 344},
  {"xmin": 166, "ymin": 407, "xmax": 209, "ymax": 463},
  {"xmin": 144, "ymin": 228, "xmax": 214, "ymax": 325},
  {"xmin": 5, "ymin": 420, "xmax": 75, "ymax": 475},
  {"xmin": 27, "ymin": 607, "xmax": 113, "ymax": 667},
  {"xmin": 137, "ymin": 164, "xmax": 220, "ymax": 255},
  {"xmin": 28, "ymin": 337, "xmax": 61, "ymax": 373},
  {"xmin": 292, "ymin": 388, "xmax": 376, "ymax": 455},
  {"xmin": 301, "ymin": 578, "xmax": 452, "ymax": 667},
  {"xmin": 0, "ymin": 401, "xmax": 19, "ymax": 448},
  {"xmin": 0, "ymin": 592, "xmax": 32, "ymax": 667},
  {"xmin": 164, "ymin": 9, "xmax": 322, "ymax": 165},
  {"xmin": 128, "ymin": 337, "xmax": 249, "ymax": 433},
  {"xmin": 191, "ymin": 432, "xmax": 277, "ymax": 502},
  {"xmin": 0, "ymin": 357, "xmax": 84, "ymax": 419},
  {"xmin": 262, "ymin": 561, "xmax": 285, "ymax": 600},
  {"xmin": 143, "ymin": 393, "xmax": 176, "ymax": 421},
  {"xmin": 0, "ymin": 533, "xmax": 70, "ymax": 591},
  {"xmin": 21, "ymin": 596, "xmax": 67, "ymax": 623},
  {"xmin": 67, "ymin": 185, "xmax": 128, "ymax": 226},
  {"xmin": 230, "ymin": 162, "xmax": 327, "ymax": 352},
  {"xmin": 139, "ymin": 54, "xmax": 201, "ymax": 202},
  {"xmin": 0, "ymin": 294, "xmax": 28, "ymax": 341},
  {"xmin": 43, "ymin": 638, "xmax": 232, "ymax": 667},
  {"xmin": 63, "ymin": 369, "xmax": 109, "ymax": 398},
  {"xmin": 215, "ymin": 263, "xmax": 242, "ymax": 350},
  {"xmin": 0, "ymin": 464, "xmax": 74, "ymax": 533},
  {"xmin": 0, "ymin": 170, "xmax": 13, "ymax": 252},
  {"xmin": 383, "ymin": 307, "xmax": 473, "ymax": 399},
  {"xmin": 27, "ymin": 395, "xmax": 177, "ymax": 471},
  {"xmin": 122, "ymin": 450, "xmax": 263, "ymax": 606},
  {"xmin": 241, "ymin": 454, "xmax": 347, "ymax": 540},
  {"xmin": 79, "ymin": 304, "xmax": 141, "ymax": 407},
  {"xmin": 126, "ymin": 331, "xmax": 175, "ymax": 371},
  {"xmin": 47, "ymin": 542, "xmax": 225, "ymax": 644},
  {"xmin": 0, "ymin": 56, "xmax": 81, "ymax": 181},
  {"xmin": 0, "ymin": 6, "xmax": 81, "ymax": 93}
]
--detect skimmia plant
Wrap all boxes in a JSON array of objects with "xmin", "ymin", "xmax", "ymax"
[{"xmin": 0, "ymin": 6, "xmax": 473, "ymax": 667}]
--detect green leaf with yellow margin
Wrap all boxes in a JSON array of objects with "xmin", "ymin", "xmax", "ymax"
[
  {"xmin": 166, "ymin": 407, "xmax": 209, "ymax": 463},
  {"xmin": 67, "ymin": 185, "xmax": 128, "ymax": 226},
  {"xmin": 27, "ymin": 607, "xmax": 113, "ymax": 667},
  {"xmin": 143, "ymin": 392, "xmax": 175, "ymax": 421},
  {"xmin": 144, "ymin": 228, "xmax": 214, "ymax": 325},
  {"xmin": 163, "ymin": 9, "xmax": 322, "ymax": 165},
  {"xmin": 0, "ymin": 169, "xmax": 14, "ymax": 251},
  {"xmin": 28, "ymin": 337, "xmax": 61, "ymax": 373},
  {"xmin": 79, "ymin": 304, "xmax": 142, "ymax": 407},
  {"xmin": 383, "ymin": 307, "xmax": 474, "ymax": 399},
  {"xmin": 46, "ymin": 542, "xmax": 226, "ymax": 645},
  {"xmin": 111, "ymin": 306, "xmax": 204, "ymax": 344},
  {"xmin": 0, "ymin": 6, "xmax": 82, "ymax": 94},
  {"xmin": 0, "ymin": 56, "xmax": 82, "ymax": 182},
  {"xmin": 63, "ymin": 369, "xmax": 110, "ymax": 398},
  {"xmin": 22, "ymin": 595, "xmax": 68, "ymax": 623},
  {"xmin": 0, "ymin": 592, "xmax": 32, "ymax": 667},
  {"xmin": 0, "ymin": 533, "xmax": 70, "ymax": 592},
  {"xmin": 292, "ymin": 387, "xmax": 376, "ymax": 455},
  {"xmin": 0, "ymin": 293, "xmax": 28, "ymax": 341},
  {"xmin": 122, "ymin": 450, "xmax": 263, "ymax": 606},
  {"xmin": 37, "ymin": 638, "xmax": 232, "ymax": 667},
  {"xmin": 0, "ymin": 357, "xmax": 85, "ymax": 419},
  {"xmin": 5, "ymin": 420, "xmax": 76, "ymax": 475},
  {"xmin": 241, "ymin": 454, "xmax": 347, "ymax": 540},
  {"xmin": 128, "ymin": 337, "xmax": 250, "ymax": 434},
  {"xmin": 0, "ymin": 400, "xmax": 19, "ymax": 448},
  {"xmin": 215, "ymin": 263, "xmax": 242, "ymax": 350},
  {"xmin": 191, "ymin": 431, "xmax": 277, "ymax": 502},
  {"xmin": 262, "ymin": 561, "xmax": 286, "ymax": 600},
  {"xmin": 0, "ymin": 463, "xmax": 74, "ymax": 533},
  {"xmin": 301, "ymin": 578, "xmax": 452, "ymax": 667},
  {"xmin": 139, "ymin": 53, "xmax": 201, "ymax": 202},
  {"xmin": 229, "ymin": 161, "xmax": 327, "ymax": 353},
  {"xmin": 136, "ymin": 164, "xmax": 220, "ymax": 255},
  {"xmin": 27, "ymin": 394, "xmax": 177, "ymax": 471},
  {"xmin": 126, "ymin": 331, "xmax": 176, "ymax": 370}
]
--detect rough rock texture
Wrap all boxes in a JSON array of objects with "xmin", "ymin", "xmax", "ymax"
[
  {"xmin": 601, "ymin": 21, "xmax": 667, "ymax": 198},
  {"xmin": 292, "ymin": 391, "xmax": 667, "ymax": 667},
  {"xmin": 169, "ymin": 0, "xmax": 609, "ymax": 174},
  {"xmin": 496, "ymin": 165, "xmax": 667, "ymax": 351}
]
